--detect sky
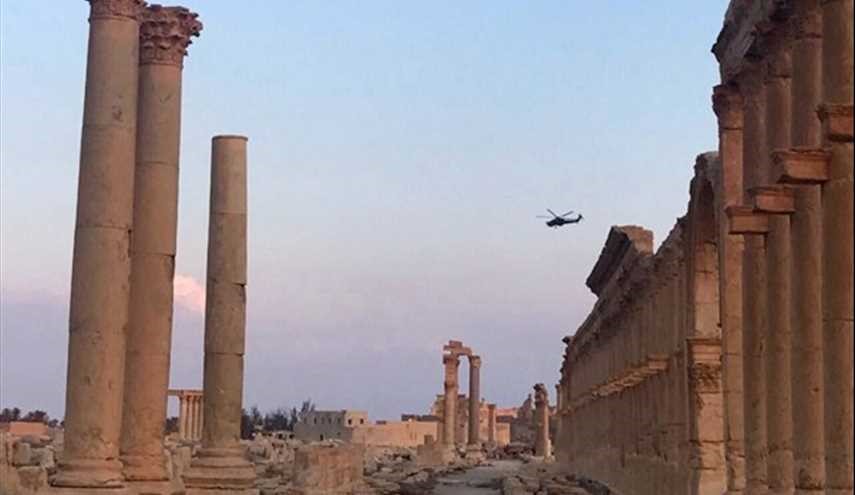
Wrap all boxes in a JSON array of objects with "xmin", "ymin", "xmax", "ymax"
[{"xmin": 0, "ymin": 1, "xmax": 728, "ymax": 421}]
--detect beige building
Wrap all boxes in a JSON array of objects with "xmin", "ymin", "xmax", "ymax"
[{"xmin": 294, "ymin": 410, "xmax": 441, "ymax": 447}]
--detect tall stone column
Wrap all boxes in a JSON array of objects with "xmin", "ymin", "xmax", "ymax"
[
  {"xmin": 713, "ymin": 83, "xmax": 747, "ymax": 494},
  {"xmin": 119, "ymin": 6, "xmax": 202, "ymax": 490},
  {"xmin": 780, "ymin": 2, "xmax": 826, "ymax": 492},
  {"xmin": 184, "ymin": 136, "xmax": 256, "ymax": 494},
  {"xmin": 740, "ymin": 68, "xmax": 770, "ymax": 495},
  {"xmin": 467, "ymin": 356, "xmax": 481, "ymax": 446},
  {"xmin": 52, "ymin": 0, "xmax": 143, "ymax": 491},
  {"xmin": 442, "ymin": 353, "xmax": 459, "ymax": 447},
  {"xmin": 821, "ymin": 1, "xmax": 854, "ymax": 492},
  {"xmin": 487, "ymin": 404, "xmax": 497, "ymax": 445},
  {"xmin": 189, "ymin": 396, "xmax": 198, "ymax": 441},
  {"xmin": 533, "ymin": 384, "xmax": 550, "ymax": 457},
  {"xmin": 762, "ymin": 40, "xmax": 795, "ymax": 495}
]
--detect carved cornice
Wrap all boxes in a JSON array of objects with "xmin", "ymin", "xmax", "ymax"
[
  {"xmin": 139, "ymin": 5, "xmax": 202, "ymax": 67},
  {"xmin": 89, "ymin": 0, "xmax": 146, "ymax": 21}
]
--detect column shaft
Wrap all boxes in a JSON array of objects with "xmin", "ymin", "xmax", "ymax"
[
  {"xmin": 184, "ymin": 136, "xmax": 255, "ymax": 492},
  {"xmin": 179, "ymin": 396, "xmax": 188, "ymax": 440},
  {"xmin": 442, "ymin": 354, "xmax": 459, "ymax": 446},
  {"xmin": 789, "ymin": 2, "xmax": 826, "ymax": 492},
  {"xmin": 533, "ymin": 384, "xmax": 550, "ymax": 457},
  {"xmin": 714, "ymin": 83, "xmax": 747, "ymax": 494},
  {"xmin": 765, "ymin": 44, "xmax": 795, "ymax": 495},
  {"xmin": 467, "ymin": 357, "xmax": 481, "ymax": 445},
  {"xmin": 741, "ymin": 70, "xmax": 770, "ymax": 495},
  {"xmin": 120, "ymin": 6, "xmax": 201, "ymax": 485},
  {"xmin": 821, "ymin": 2, "xmax": 854, "ymax": 492},
  {"xmin": 53, "ymin": 0, "xmax": 143, "ymax": 489}
]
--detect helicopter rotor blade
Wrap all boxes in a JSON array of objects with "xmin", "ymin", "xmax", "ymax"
[
  {"xmin": 561, "ymin": 210, "xmax": 575, "ymax": 217},
  {"xmin": 536, "ymin": 216, "xmax": 551, "ymax": 219},
  {"xmin": 546, "ymin": 208, "xmax": 559, "ymax": 217}
]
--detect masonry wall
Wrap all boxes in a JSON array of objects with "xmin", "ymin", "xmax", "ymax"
[
  {"xmin": 290, "ymin": 444, "xmax": 364, "ymax": 495},
  {"xmin": 350, "ymin": 420, "xmax": 439, "ymax": 447},
  {"xmin": 556, "ymin": 155, "xmax": 726, "ymax": 495}
]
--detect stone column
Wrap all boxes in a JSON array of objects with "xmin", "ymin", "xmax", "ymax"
[
  {"xmin": 713, "ymin": 83, "xmax": 747, "ymax": 495},
  {"xmin": 821, "ymin": 1, "xmax": 854, "ymax": 492},
  {"xmin": 777, "ymin": 2, "xmax": 826, "ymax": 493},
  {"xmin": 740, "ymin": 68, "xmax": 771, "ymax": 495},
  {"xmin": 442, "ymin": 353, "xmax": 459, "ymax": 447},
  {"xmin": 762, "ymin": 40, "xmax": 795, "ymax": 495},
  {"xmin": 533, "ymin": 384, "xmax": 550, "ymax": 457},
  {"xmin": 487, "ymin": 404, "xmax": 497, "ymax": 445},
  {"xmin": 119, "ymin": 6, "xmax": 201, "ymax": 489},
  {"xmin": 51, "ymin": 0, "xmax": 143, "ymax": 491},
  {"xmin": 467, "ymin": 355, "xmax": 481, "ymax": 446},
  {"xmin": 179, "ymin": 395, "xmax": 189, "ymax": 441},
  {"xmin": 189, "ymin": 396, "xmax": 198, "ymax": 441},
  {"xmin": 184, "ymin": 136, "xmax": 256, "ymax": 493}
]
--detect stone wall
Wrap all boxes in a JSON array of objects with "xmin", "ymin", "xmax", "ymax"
[
  {"xmin": 557, "ymin": 154, "xmax": 727, "ymax": 495},
  {"xmin": 289, "ymin": 443, "xmax": 364, "ymax": 495},
  {"xmin": 350, "ymin": 420, "xmax": 439, "ymax": 448}
]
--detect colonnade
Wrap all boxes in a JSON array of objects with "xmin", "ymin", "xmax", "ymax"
[
  {"xmin": 169, "ymin": 390, "xmax": 204, "ymax": 441},
  {"xmin": 717, "ymin": 1, "xmax": 853, "ymax": 493},
  {"xmin": 440, "ymin": 340, "xmax": 483, "ymax": 448},
  {"xmin": 51, "ymin": 2, "xmax": 255, "ymax": 494},
  {"xmin": 557, "ymin": 2, "xmax": 852, "ymax": 495}
]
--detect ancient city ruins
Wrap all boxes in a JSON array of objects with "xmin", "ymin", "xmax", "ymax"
[{"xmin": 0, "ymin": 0, "xmax": 852, "ymax": 494}]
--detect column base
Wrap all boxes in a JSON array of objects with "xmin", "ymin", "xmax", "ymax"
[
  {"xmin": 182, "ymin": 447, "xmax": 256, "ymax": 493},
  {"xmin": 121, "ymin": 453, "xmax": 171, "ymax": 482},
  {"xmin": 51, "ymin": 458, "xmax": 126, "ymax": 489},
  {"xmin": 125, "ymin": 479, "xmax": 186, "ymax": 495}
]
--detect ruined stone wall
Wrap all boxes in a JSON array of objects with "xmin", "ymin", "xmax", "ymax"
[
  {"xmin": 289, "ymin": 444, "xmax": 364, "ymax": 495},
  {"xmin": 557, "ymin": 155, "xmax": 726, "ymax": 495},
  {"xmin": 350, "ymin": 420, "xmax": 439, "ymax": 447}
]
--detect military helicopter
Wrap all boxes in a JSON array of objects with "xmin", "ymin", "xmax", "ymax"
[{"xmin": 537, "ymin": 209, "xmax": 584, "ymax": 228}]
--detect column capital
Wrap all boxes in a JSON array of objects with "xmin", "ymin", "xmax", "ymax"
[
  {"xmin": 533, "ymin": 383, "xmax": 549, "ymax": 405},
  {"xmin": 469, "ymin": 355, "xmax": 482, "ymax": 368},
  {"xmin": 792, "ymin": 8, "xmax": 823, "ymax": 40},
  {"xmin": 139, "ymin": 5, "xmax": 202, "ymax": 67},
  {"xmin": 713, "ymin": 84, "xmax": 744, "ymax": 130},
  {"xmin": 88, "ymin": 0, "xmax": 146, "ymax": 21},
  {"xmin": 765, "ymin": 47, "xmax": 793, "ymax": 81}
]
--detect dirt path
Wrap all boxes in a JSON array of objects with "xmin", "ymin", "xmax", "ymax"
[{"xmin": 431, "ymin": 460, "xmax": 523, "ymax": 494}]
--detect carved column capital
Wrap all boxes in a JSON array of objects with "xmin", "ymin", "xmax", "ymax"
[
  {"xmin": 793, "ymin": 7, "xmax": 823, "ymax": 40},
  {"xmin": 469, "ymin": 355, "xmax": 481, "ymax": 369},
  {"xmin": 713, "ymin": 84, "xmax": 745, "ymax": 130},
  {"xmin": 88, "ymin": 0, "xmax": 146, "ymax": 21},
  {"xmin": 766, "ymin": 47, "xmax": 793, "ymax": 80},
  {"xmin": 139, "ymin": 5, "xmax": 202, "ymax": 67},
  {"xmin": 533, "ymin": 383, "xmax": 549, "ymax": 406}
]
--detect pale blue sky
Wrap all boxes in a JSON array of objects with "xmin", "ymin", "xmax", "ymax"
[{"xmin": 1, "ymin": 1, "xmax": 728, "ymax": 420}]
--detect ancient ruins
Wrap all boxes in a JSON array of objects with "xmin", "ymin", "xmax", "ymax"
[
  {"xmin": 556, "ymin": 1, "xmax": 853, "ymax": 494},
  {"xmin": 0, "ymin": 0, "xmax": 852, "ymax": 494}
]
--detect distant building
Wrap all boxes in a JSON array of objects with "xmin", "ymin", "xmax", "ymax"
[{"xmin": 294, "ymin": 410, "xmax": 439, "ymax": 447}]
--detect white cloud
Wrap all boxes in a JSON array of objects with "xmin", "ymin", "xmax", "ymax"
[{"xmin": 173, "ymin": 274, "xmax": 205, "ymax": 314}]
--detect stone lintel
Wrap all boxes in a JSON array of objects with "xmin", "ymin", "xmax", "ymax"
[
  {"xmin": 818, "ymin": 103, "xmax": 854, "ymax": 142},
  {"xmin": 726, "ymin": 205, "xmax": 769, "ymax": 235},
  {"xmin": 686, "ymin": 337, "xmax": 722, "ymax": 363},
  {"xmin": 772, "ymin": 148, "xmax": 831, "ymax": 184},
  {"xmin": 749, "ymin": 185, "xmax": 796, "ymax": 213},
  {"xmin": 646, "ymin": 354, "xmax": 670, "ymax": 372}
]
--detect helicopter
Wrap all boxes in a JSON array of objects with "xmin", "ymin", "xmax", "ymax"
[{"xmin": 537, "ymin": 209, "xmax": 584, "ymax": 228}]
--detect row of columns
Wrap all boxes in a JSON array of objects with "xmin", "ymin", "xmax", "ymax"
[
  {"xmin": 720, "ymin": 1, "xmax": 853, "ymax": 493},
  {"xmin": 52, "ymin": 1, "xmax": 255, "ymax": 493},
  {"xmin": 440, "ymin": 340, "xmax": 483, "ymax": 448},
  {"xmin": 557, "ymin": 223, "xmax": 711, "ymax": 495},
  {"xmin": 170, "ymin": 390, "xmax": 204, "ymax": 441}
]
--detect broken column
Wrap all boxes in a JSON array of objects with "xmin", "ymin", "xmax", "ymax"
[
  {"xmin": 51, "ymin": 0, "xmax": 144, "ymax": 491},
  {"xmin": 820, "ymin": 0, "xmax": 854, "ymax": 492},
  {"xmin": 120, "ymin": 5, "xmax": 201, "ymax": 491},
  {"xmin": 184, "ymin": 135, "xmax": 256, "ymax": 493},
  {"xmin": 441, "ymin": 353, "xmax": 459, "ymax": 447},
  {"xmin": 533, "ymin": 384, "xmax": 551, "ymax": 458},
  {"xmin": 467, "ymin": 355, "xmax": 481, "ymax": 446}
]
